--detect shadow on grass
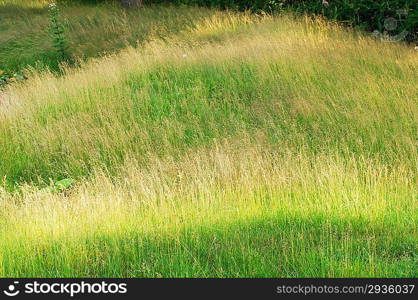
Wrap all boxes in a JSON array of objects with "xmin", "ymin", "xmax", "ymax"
[
  {"xmin": 0, "ymin": 5, "xmax": 46, "ymax": 17},
  {"xmin": 2, "ymin": 212, "xmax": 417, "ymax": 277}
]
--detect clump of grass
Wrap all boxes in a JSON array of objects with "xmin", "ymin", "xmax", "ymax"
[{"xmin": 0, "ymin": 6, "xmax": 417, "ymax": 277}]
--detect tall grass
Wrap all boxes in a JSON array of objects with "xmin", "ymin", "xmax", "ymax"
[
  {"xmin": 1, "ymin": 142, "xmax": 416, "ymax": 277},
  {"xmin": 155, "ymin": 0, "xmax": 417, "ymax": 42},
  {"xmin": 0, "ymin": 7, "xmax": 417, "ymax": 277}
]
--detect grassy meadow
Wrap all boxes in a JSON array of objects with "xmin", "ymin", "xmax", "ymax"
[{"xmin": 0, "ymin": 1, "xmax": 417, "ymax": 277}]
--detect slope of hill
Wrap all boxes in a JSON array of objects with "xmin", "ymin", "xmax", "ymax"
[
  {"xmin": 0, "ymin": 1, "xmax": 216, "ymax": 72},
  {"xmin": 0, "ymin": 3, "xmax": 417, "ymax": 277}
]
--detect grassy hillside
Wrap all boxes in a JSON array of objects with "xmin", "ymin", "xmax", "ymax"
[{"xmin": 0, "ymin": 2, "xmax": 417, "ymax": 277}]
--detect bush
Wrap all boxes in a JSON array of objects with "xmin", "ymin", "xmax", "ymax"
[{"xmin": 48, "ymin": 3, "xmax": 69, "ymax": 62}]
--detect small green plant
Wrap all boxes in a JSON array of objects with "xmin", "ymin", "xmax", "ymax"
[
  {"xmin": 0, "ymin": 70, "xmax": 9, "ymax": 88},
  {"xmin": 0, "ymin": 70, "xmax": 26, "ymax": 88},
  {"xmin": 50, "ymin": 178, "xmax": 75, "ymax": 193},
  {"xmin": 48, "ymin": 2, "xmax": 69, "ymax": 62}
]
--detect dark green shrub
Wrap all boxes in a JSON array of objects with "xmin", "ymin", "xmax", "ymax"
[{"xmin": 48, "ymin": 3, "xmax": 70, "ymax": 62}]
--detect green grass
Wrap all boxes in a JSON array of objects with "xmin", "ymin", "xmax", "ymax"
[
  {"xmin": 0, "ymin": 2, "xmax": 417, "ymax": 277},
  {"xmin": 4, "ymin": 214, "xmax": 417, "ymax": 277}
]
